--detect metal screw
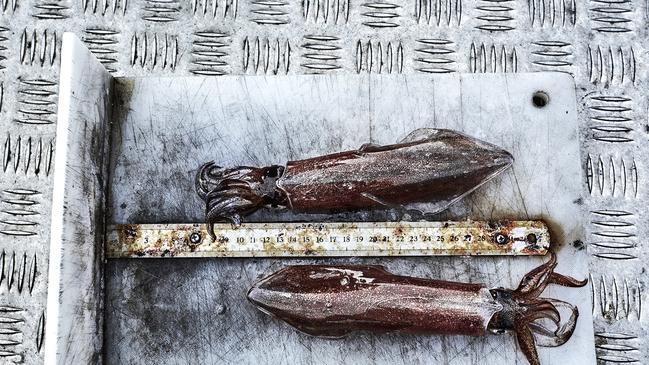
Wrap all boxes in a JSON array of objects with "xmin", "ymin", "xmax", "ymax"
[
  {"xmin": 494, "ymin": 233, "xmax": 508, "ymax": 245},
  {"xmin": 526, "ymin": 233, "xmax": 538, "ymax": 244},
  {"xmin": 189, "ymin": 232, "xmax": 202, "ymax": 245}
]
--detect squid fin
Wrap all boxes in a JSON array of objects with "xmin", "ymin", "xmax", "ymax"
[
  {"xmin": 358, "ymin": 143, "xmax": 384, "ymax": 152},
  {"xmin": 292, "ymin": 324, "xmax": 352, "ymax": 338},
  {"xmin": 399, "ymin": 128, "xmax": 441, "ymax": 143},
  {"xmin": 360, "ymin": 192, "xmax": 397, "ymax": 209}
]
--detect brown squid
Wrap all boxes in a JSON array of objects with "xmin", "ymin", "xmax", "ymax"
[
  {"xmin": 196, "ymin": 129, "xmax": 513, "ymax": 238},
  {"xmin": 247, "ymin": 253, "xmax": 587, "ymax": 365}
]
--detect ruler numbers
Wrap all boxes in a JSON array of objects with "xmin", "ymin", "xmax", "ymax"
[
  {"xmin": 107, "ymin": 221, "xmax": 548, "ymax": 257},
  {"xmin": 227, "ymin": 229, "xmax": 487, "ymax": 246}
]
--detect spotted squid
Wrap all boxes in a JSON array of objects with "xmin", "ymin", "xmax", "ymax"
[
  {"xmin": 196, "ymin": 129, "xmax": 513, "ymax": 238},
  {"xmin": 247, "ymin": 253, "xmax": 587, "ymax": 365}
]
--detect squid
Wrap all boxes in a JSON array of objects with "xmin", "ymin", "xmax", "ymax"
[
  {"xmin": 196, "ymin": 129, "xmax": 513, "ymax": 238},
  {"xmin": 247, "ymin": 253, "xmax": 587, "ymax": 365}
]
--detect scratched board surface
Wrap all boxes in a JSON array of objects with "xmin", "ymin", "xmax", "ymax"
[
  {"xmin": 0, "ymin": 0, "xmax": 647, "ymax": 362},
  {"xmin": 104, "ymin": 73, "xmax": 594, "ymax": 364}
]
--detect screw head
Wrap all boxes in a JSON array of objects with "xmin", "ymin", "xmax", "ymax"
[
  {"xmin": 189, "ymin": 232, "xmax": 202, "ymax": 245},
  {"xmin": 494, "ymin": 233, "xmax": 509, "ymax": 245}
]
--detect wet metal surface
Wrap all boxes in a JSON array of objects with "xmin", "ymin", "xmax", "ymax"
[
  {"xmin": 106, "ymin": 220, "xmax": 550, "ymax": 258},
  {"xmin": 1, "ymin": 0, "xmax": 647, "ymax": 358}
]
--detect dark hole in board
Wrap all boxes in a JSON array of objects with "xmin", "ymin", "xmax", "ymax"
[{"xmin": 532, "ymin": 91, "xmax": 549, "ymax": 108}]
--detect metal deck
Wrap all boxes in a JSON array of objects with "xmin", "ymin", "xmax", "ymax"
[{"xmin": 0, "ymin": 1, "xmax": 647, "ymax": 363}]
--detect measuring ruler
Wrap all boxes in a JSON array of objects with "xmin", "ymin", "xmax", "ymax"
[{"xmin": 106, "ymin": 220, "xmax": 549, "ymax": 258}]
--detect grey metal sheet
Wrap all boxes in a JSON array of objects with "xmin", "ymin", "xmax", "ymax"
[
  {"xmin": 0, "ymin": 0, "xmax": 646, "ymax": 362},
  {"xmin": 104, "ymin": 71, "xmax": 593, "ymax": 364},
  {"xmin": 45, "ymin": 33, "xmax": 112, "ymax": 365}
]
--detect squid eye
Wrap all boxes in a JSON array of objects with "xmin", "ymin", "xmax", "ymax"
[
  {"xmin": 490, "ymin": 288, "xmax": 507, "ymax": 300},
  {"xmin": 490, "ymin": 329, "xmax": 507, "ymax": 335}
]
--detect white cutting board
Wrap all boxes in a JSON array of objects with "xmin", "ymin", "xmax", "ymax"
[{"xmin": 104, "ymin": 72, "xmax": 594, "ymax": 364}]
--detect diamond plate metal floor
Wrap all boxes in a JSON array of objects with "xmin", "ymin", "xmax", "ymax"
[{"xmin": 0, "ymin": 0, "xmax": 647, "ymax": 363}]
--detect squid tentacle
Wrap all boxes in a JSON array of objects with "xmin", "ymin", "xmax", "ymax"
[
  {"xmin": 522, "ymin": 302, "xmax": 561, "ymax": 326},
  {"xmin": 198, "ymin": 161, "xmax": 285, "ymax": 238},
  {"xmin": 528, "ymin": 322, "xmax": 559, "ymax": 339},
  {"xmin": 508, "ymin": 252, "xmax": 587, "ymax": 364},
  {"xmin": 512, "ymin": 253, "xmax": 557, "ymax": 300},
  {"xmin": 516, "ymin": 324, "xmax": 541, "ymax": 365},
  {"xmin": 531, "ymin": 299, "xmax": 580, "ymax": 348},
  {"xmin": 549, "ymin": 272, "xmax": 589, "ymax": 287}
]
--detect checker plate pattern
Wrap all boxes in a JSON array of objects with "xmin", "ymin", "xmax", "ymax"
[{"xmin": 0, "ymin": 0, "xmax": 647, "ymax": 363}]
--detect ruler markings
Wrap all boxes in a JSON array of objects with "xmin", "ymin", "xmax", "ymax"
[{"xmin": 106, "ymin": 221, "xmax": 550, "ymax": 258}]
